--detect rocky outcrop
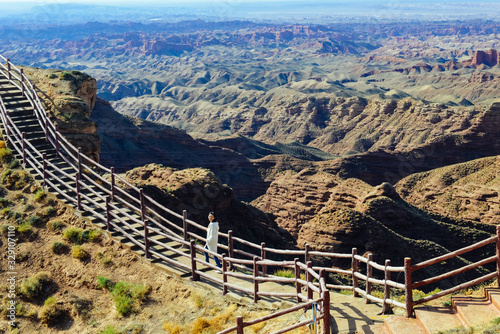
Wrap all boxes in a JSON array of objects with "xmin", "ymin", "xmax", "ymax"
[
  {"xmin": 23, "ymin": 67, "xmax": 101, "ymax": 161},
  {"xmin": 119, "ymin": 163, "xmax": 296, "ymax": 251},
  {"xmin": 253, "ymin": 168, "xmax": 496, "ymax": 287},
  {"xmin": 468, "ymin": 49, "xmax": 500, "ymax": 67},
  {"xmin": 396, "ymin": 155, "xmax": 500, "ymax": 225}
]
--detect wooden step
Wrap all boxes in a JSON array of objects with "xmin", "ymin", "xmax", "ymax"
[
  {"xmin": 453, "ymin": 294, "xmax": 500, "ymax": 328},
  {"xmin": 414, "ymin": 305, "xmax": 463, "ymax": 333},
  {"xmin": 384, "ymin": 315, "xmax": 427, "ymax": 334}
]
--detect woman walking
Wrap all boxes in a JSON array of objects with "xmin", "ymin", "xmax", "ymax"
[{"xmin": 204, "ymin": 211, "xmax": 222, "ymax": 271}]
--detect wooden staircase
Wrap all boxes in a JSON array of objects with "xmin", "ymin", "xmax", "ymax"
[
  {"xmin": 384, "ymin": 287, "xmax": 500, "ymax": 333},
  {"xmin": 0, "ymin": 73, "xmax": 187, "ymax": 269}
]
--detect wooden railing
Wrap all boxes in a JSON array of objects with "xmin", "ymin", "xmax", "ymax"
[{"xmin": 0, "ymin": 56, "xmax": 499, "ymax": 331}]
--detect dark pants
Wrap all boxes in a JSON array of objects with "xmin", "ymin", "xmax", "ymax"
[{"xmin": 204, "ymin": 245, "xmax": 221, "ymax": 268}]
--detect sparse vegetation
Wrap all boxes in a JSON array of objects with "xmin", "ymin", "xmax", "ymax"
[
  {"xmin": 72, "ymin": 245, "xmax": 89, "ymax": 260},
  {"xmin": 51, "ymin": 241, "xmax": 67, "ymax": 254},
  {"xmin": 20, "ymin": 272, "xmax": 53, "ymax": 299},
  {"xmin": 33, "ymin": 189, "xmax": 47, "ymax": 202},
  {"xmin": 39, "ymin": 296, "xmax": 67, "ymax": 326},
  {"xmin": 48, "ymin": 219, "xmax": 64, "ymax": 231}
]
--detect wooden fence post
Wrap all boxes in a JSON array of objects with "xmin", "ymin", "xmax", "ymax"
[
  {"xmin": 222, "ymin": 254, "xmax": 227, "ymax": 295},
  {"xmin": 183, "ymin": 210, "xmax": 188, "ymax": 243},
  {"xmin": 305, "ymin": 243, "xmax": 310, "ymax": 264},
  {"xmin": 322, "ymin": 290, "xmax": 331, "ymax": 334},
  {"xmin": 236, "ymin": 316, "xmax": 244, "ymax": 334},
  {"xmin": 366, "ymin": 253, "xmax": 373, "ymax": 304},
  {"xmin": 20, "ymin": 68, "xmax": 24, "ymax": 95},
  {"xmin": 228, "ymin": 230, "xmax": 234, "ymax": 270},
  {"xmin": 106, "ymin": 196, "xmax": 112, "ymax": 232},
  {"xmin": 307, "ymin": 261, "xmax": 313, "ymax": 301},
  {"xmin": 190, "ymin": 240, "xmax": 200, "ymax": 281},
  {"xmin": 294, "ymin": 258, "xmax": 301, "ymax": 303},
  {"xmin": 497, "ymin": 226, "xmax": 500, "ymax": 287},
  {"xmin": 77, "ymin": 147, "xmax": 82, "ymax": 179},
  {"xmin": 140, "ymin": 188, "xmax": 146, "ymax": 223},
  {"xmin": 382, "ymin": 259, "xmax": 391, "ymax": 314},
  {"xmin": 144, "ymin": 219, "xmax": 151, "ymax": 259},
  {"xmin": 76, "ymin": 172, "xmax": 82, "ymax": 210},
  {"xmin": 261, "ymin": 242, "xmax": 267, "ymax": 276},
  {"xmin": 352, "ymin": 248, "xmax": 358, "ymax": 297},
  {"xmin": 22, "ymin": 132, "xmax": 26, "ymax": 165},
  {"xmin": 44, "ymin": 118, "xmax": 48, "ymax": 142},
  {"xmin": 253, "ymin": 256, "xmax": 259, "ymax": 303},
  {"xmin": 42, "ymin": 153, "xmax": 47, "ymax": 188},
  {"xmin": 404, "ymin": 257, "xmax": 413, "ymax": 317},
  {"xmin": 7, "ymin": 58, "xmax": 11, "ymax": 80},
  {"xmin": 55, "ymin": 123, "xmax": 60, "ymax": 153},
  {"xmin": 110, "ymin": 167, "xmax": 115, "ymax": 201}
]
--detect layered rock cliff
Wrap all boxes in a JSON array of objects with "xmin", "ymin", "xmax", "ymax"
[{"xmin": 23, "ymin": 67, "xmax": 101, "ymax": 161}]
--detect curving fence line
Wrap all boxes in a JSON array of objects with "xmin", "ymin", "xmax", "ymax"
[{"xmin": 0, "ymin": 55, "xmax": 499, "ymax": 332}]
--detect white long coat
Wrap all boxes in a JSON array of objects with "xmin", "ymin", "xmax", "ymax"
[{"xmin": 206, "ymin": 221, "xmax": 219, "ymax": 253}]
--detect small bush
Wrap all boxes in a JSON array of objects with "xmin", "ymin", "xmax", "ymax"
[
  {"xmin": 2, "ymin": 207, "xmax": 10, "ymax": 216},
  {"xmin": 88, "ymin": 229, "xmax": 102, "ymax": 242},
  {"xmin": 99, "ymin": 326, "xmax": 120, "ymax": 334},
  {"xmin": 63, "ymin": 227, "xmax": 84, "ymax": 243},
  {"xmin": 0, "ymin": 147, "xmax": 12, "ymax": 163},
  {"xmin": 97, "ymin": 276, "xmax": 114, "ymax": 290},
  {"xmin": 20, "ymin": 272, "xmax": 52, "ymax": 299},
  {"xmin": 1, "ymin": 169, "xmax": 31, "ymax": 190},
  {"xmin": 72, "ymin": 245, "xmax": 89, "ymax": 261},
  {"xmin": 23, "ymin": 204, "xmax": 34, "ymax": 212},
  {"xmin": 51, "ymin": 241, "xmax": 66, "ymax": 254},
  {"xmin": 40, "ymin": 206, "xmax": 55, "ymax": 217},
  {"xmin": 48, "ymin": 73, "xmax": 57, "ymax": 79},
  {"xmin": 17, "ymin": 221, "xmax": 32, "ymax": 235},
  {"xmin": 273, "ymin": 269, "xmax": 295, "ymax": 279},
  {"xmin": 33, "ymin": 189, "xmax": 46, "ymax": 202},
  {"xmin": 110, "ymin": 281, "xmax": 150, "ymax": 316},
  {"xmin": 39, "ymin": 296, "xmax": 66, "ymax": 326},
  {"xmin": 48, "ymin": 220, "xmax": 64, "ymax": 231},
  {"xmin": 26, "ymin": 216, "xmax": 42, "ymax": 226},
  {"xmin": 59, "ymin": 71, "xmax": 73, "ymax": 81}
]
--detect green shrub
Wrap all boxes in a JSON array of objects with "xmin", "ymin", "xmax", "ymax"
[
  {"xmin": 0, "ymin": 147, "xmax": 12, "ymax": 163},
  {"xmin": 72, "ymin": 245, "xmax": 89, "ymax": 261},
  {"xmin": 63, "ymin": 227, "xmax": 84, "ymax": 243},
  {"xmin": 273, "ymin": 269, "xmax": 295, "ymax": 279},
  {"xmin": 39, "ymin": 296, "xmax": 66, "ymax": 326},
  {"xmin": 48, "ymin": 220, "xmax": 64, "ymax": 231},
  {"xmin": 2, "ymin": 207, "xmax": 10, "ymax": 216},
  {"xmin": 33, "ymin": 189, "xmax": 46, "ymax": 202},
  {"xmin": 51, "ymin": 241, "xmax": 66, "ymax": 254},
  {"xmin": 1, "ymin": 169, "xmax": 31, "ymax": 190},
  {"xmin": 40, "ymin": 206, "xmax": 55, "ymax": 217},
  {"xmin": 23, "ymin": 204, "xmax": 34, "ymax": 212},
  {"xmin": 59, "ymin": 71, "xmax": 73, "ymax": 81},
  {"xmin": 48, "ymin": 73, "xmax": 57, "ymax": 79},
  {"xmin": 88, "ymin": 229, "xmax": 102, "ymax": 242},
  {"xmin": 110, "ymin": 281, "xmax": 150, "ymax": 316},
  {"xmin": 26, "ymin": 216, "xmax": 42, "ymax": 226},
  {"xmin": 17, "ymin": 221, "xmax": 32, "ymax": 235},
  {"xmin": 20, "ymin": 272, "xmax": 52, "ymax": 299},
  {"xmin": 96, "ymin": 276, "xmax": 113, "ymax": 290},
  {"xmin": 99, "ymin": 326, "xmax": 120, "ymax": 334}
]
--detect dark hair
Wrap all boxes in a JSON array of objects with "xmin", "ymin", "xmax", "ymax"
[{"xmin": 208, "ymin": 211, "xmax": 217, "ymax": 221}]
